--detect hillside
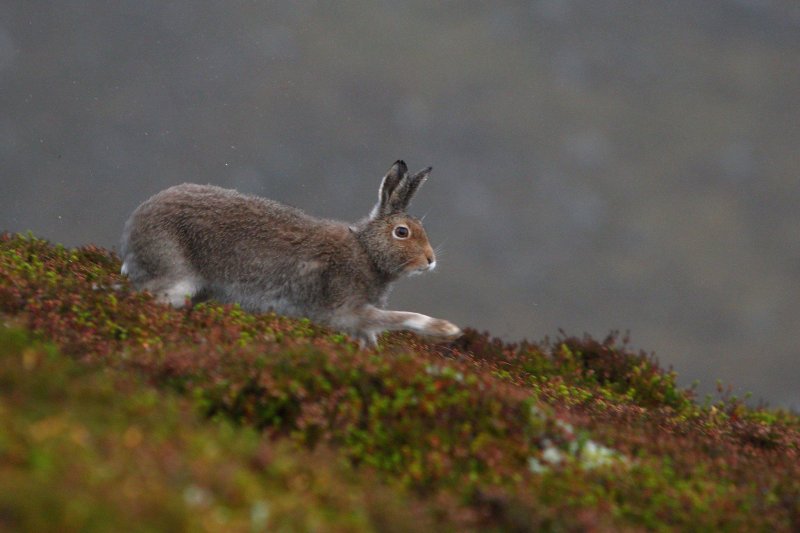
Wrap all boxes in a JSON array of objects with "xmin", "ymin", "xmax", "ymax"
[
  {"xmin": 1, "ymin": 232, "xmax": 798, "ymax": 532},
  {"xmin": 4, "ymin": 1, "xmax": 800, "ymax": 408}
]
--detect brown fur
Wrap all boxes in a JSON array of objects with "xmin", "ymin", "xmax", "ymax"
[{"xmin": 120, "ymin": 161, "xmax": 461, "ymax": 347}]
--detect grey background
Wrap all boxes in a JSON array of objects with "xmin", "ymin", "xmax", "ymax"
[{"xmin": 1, "ymin": 1, "xmax": 798, "ymax": 408}]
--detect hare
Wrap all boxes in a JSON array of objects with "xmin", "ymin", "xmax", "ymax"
[{"xmin": 120, "ymin": 160, "xmax": 462, "ymax": 347}]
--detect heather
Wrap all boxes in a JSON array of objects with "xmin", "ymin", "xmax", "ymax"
[{"xmin": 1, "ymin": 233, "xmax": 798, "ymax": 531}]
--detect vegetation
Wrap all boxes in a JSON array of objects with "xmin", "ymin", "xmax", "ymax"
[{"xmin": 1, "ymin": 232, "xmax": 798, "ymax": 531}]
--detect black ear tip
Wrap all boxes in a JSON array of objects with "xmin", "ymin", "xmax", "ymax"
[
  {"xmin": 392, "ymin": 160, "xmax": 408, "ymax": 173},
  {"xmin": 413, "ymin": 167, "xmax": 432, "ymax": 180}
]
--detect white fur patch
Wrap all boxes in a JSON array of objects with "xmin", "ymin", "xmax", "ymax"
[
  {"xmin": 402, "ymin": 313, "xmax": 460, "ymax": 337},
  {"xmin": 402, "ymin": 313, "xmax": 434, "ymax": 331},
  {"xmin": 438, "ymin": 321, "xmax": 461, "ymax": 337},
  {"xmin": 298, "ymin": 260, "xmax": 323, "ymax": 274},
  {"xmin": 163, "ymin": 280, "xmax": 198, "ymax": 307}
]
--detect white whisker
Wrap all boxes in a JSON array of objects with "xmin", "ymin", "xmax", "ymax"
[{"xmin": 391, "ymin": 256, "xmax": 416, "ymax": 275}]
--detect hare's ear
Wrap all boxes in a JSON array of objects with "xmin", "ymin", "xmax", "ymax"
[
  {"xmin": 371, "ymin": 160, "xmax": 408, "ymax": 218},
  {"xmin": 398, "ymin": 166, "xmax": 431, "ymax": 211},
  {"xmin": 371, "ymin": 161, "xmax": 432, "ymax": 218}
]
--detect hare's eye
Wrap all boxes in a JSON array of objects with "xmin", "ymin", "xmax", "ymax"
[{"xmin": 393, "ymin": 225, "xmax": 410, "ymax": 239}]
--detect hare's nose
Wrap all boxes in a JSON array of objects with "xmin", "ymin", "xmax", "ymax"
[{"xmin": 425, "ymin": 246, "xmax": 435, "ymax": 267}]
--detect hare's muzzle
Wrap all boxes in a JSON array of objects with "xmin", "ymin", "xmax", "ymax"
[{"xmin": 423, "ymin": 246, "xmax": 436, "ymax": 272}]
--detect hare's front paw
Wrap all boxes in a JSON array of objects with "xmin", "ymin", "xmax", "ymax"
[{"xmin": 426, "ymin": 318, "xmax": 462, "ymax": 340}]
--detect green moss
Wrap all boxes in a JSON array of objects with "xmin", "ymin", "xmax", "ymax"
[
  {"xmin": 0, "ymin": 327, "xmax": 435, "ymax": 532},
  {"xmin": 1, "ymin": 232, "xmax": 799, "ymax": 531}
]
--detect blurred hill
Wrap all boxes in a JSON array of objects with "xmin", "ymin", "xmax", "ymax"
[{"xmin": 1, "ymin": 1, "xmax": 798, "ymax": 407}]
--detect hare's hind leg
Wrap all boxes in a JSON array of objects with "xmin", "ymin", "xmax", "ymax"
[
  {"xmin": 341, "ymin": 305, "xmax": 462, "ymax": 347},
  {"xmin": 148, "ymin": 278, "xmax": 201, "ymax": 307},
  {"xmin": 122, "ymin": 251, "xmax": 201, "ymax": 308}
]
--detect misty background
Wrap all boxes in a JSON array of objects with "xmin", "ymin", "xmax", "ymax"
[{"xmin": 1, "ymin": 2, "xmax": 798, "ymax": 409}]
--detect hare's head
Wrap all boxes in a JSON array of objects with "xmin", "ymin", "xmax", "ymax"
[{"xmin": 354, "ymin": 161, "xmax": 436, "ymax": 279}]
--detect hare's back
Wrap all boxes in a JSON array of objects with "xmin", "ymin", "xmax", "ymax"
[
  {"xmin": 145, "ymin": 183, "xmax": 303, "ymax": 217},
  {"xmin": 137, "ymin": 183, "xmax": 313, "ymax": 236},
  {"xmin": 125, "ymin": 183, "xmax": 325, "ymax": 266}
]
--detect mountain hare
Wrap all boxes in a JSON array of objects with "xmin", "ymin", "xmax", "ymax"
[{"xmin": 120, "ymin": 160, "xmax": 462, "ymax": 347}]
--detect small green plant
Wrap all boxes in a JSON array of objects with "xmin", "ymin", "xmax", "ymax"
[{"xmin": 1, "ymin": 232, "xmax": 798, "ymax": 532}]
